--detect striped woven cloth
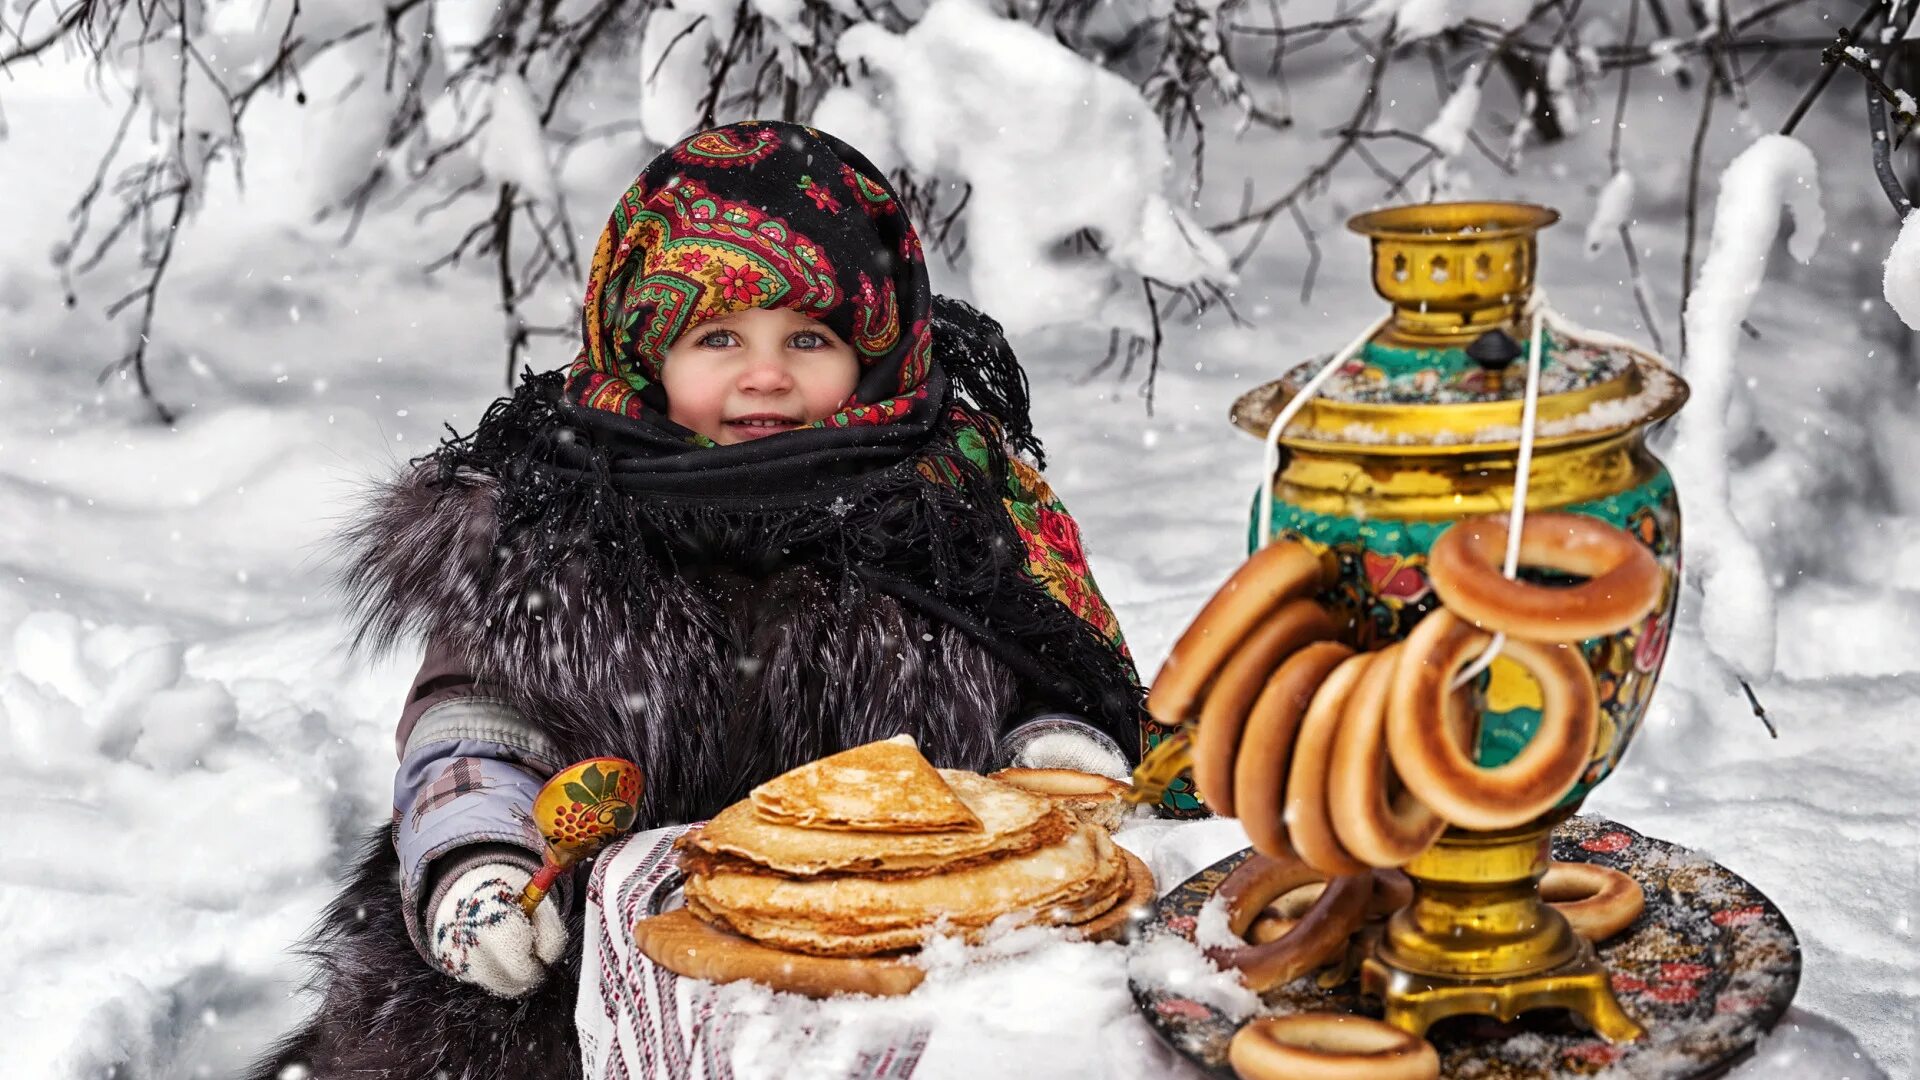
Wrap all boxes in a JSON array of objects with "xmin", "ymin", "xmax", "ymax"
[{"xmin": 578, "ymin": 825, "xmax": 933, "ymax": 1080}]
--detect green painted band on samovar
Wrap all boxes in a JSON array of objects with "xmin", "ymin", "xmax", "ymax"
[
  {"xmin": 1250, "ymin": 467, "xmax": 1673, "ymax": 555},
  {"xmin": 1360, "ymin": 335, "xmax": 1563, "ymax": 380},
  {"xmin": 1248, "ymin": 465, "xmax": 1681, "ymax": 809}
]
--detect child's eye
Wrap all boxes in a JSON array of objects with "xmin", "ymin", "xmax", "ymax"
[
  {"xmin": 697, "ymin": 330, "xmax": 737, "ymax": 349},
  {"xmin": 790, "ymin": 331, "xmax": 830, "ymax": 349}
]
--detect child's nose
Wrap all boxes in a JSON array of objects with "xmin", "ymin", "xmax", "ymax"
[{"xmin": 737, "ymin": 349, "xmax": 796, "ymax": 392}]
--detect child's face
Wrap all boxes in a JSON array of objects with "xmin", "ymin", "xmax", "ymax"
[{"xmin": 662, "ymin": 307, "xmax": 861, "ymax": 445}]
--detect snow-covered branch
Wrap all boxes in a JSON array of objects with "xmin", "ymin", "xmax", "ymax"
[
  {"xmin": 2, "ymin": 0, "xmax": 1914, "ymax": 416},
  {"xmin": 1674, "ymin": 133, "xmax": 1823, "ymax": 682}
]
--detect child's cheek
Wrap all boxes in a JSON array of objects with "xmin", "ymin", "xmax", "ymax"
[
  {"xmin": 813, "ymin": 357, "xmax": 861, "ymax": 419},
  {"xmin": 662, "ymin": 360, "xmax": 729, "ymax": 441}
]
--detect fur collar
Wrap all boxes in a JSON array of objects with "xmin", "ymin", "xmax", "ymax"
[{"xmin": 338, "ymin": 465, "xmax": 1018, "ymax": 827}]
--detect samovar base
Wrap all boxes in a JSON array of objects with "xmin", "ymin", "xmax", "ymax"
[
  {"xmin": 1361, "ymin": 941, "xmax": 1645, "ymax": 1043},
  {"xmin": 1362, "ymin": 815, "xmax": 1646, "ymax": 1044}
]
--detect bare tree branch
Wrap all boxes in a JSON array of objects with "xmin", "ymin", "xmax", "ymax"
[{"xmin": 1679, "ymin": 58, "xmax": 1715, "ymax": 361}]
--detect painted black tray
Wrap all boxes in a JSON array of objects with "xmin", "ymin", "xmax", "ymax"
[{"xmin": 1132, "ymin": 816, "xmax": 1800, "ymax": 1079}]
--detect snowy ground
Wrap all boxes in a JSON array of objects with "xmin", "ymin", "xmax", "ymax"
[{"xmin": 3, "ymin": 27, "xmax": 1918, "ymax": 1080}]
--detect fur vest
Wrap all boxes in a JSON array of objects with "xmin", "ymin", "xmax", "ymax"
[{"xmin": 246, "ymin": 462, "xmax": 1031, "ymax": 1079}]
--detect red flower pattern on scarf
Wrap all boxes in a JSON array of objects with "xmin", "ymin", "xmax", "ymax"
[
  {"xmin": 798, "ymin": 175, "xmax": 842, "ymax": 212},
  {"xmin": 713, "ymin": 263, "xmax": 766, "ymax": 304},
  {"xmin": 1038, "ymin": 508, "xmax": 1087, "ymax": 573}
]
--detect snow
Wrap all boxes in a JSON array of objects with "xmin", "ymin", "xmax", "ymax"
[
  {"xmin": 1586, "ymin": 170, "xmax": 1636, "ymax": 257},
  {"xmin": 1368, "ymin": 0, "xmax": 1532, "ymax": 42},
  {"xmin": 1882, "ymin": 208, "xmax": 1920, "ymax": 330},
  {"xmin": 637, "ymin": 9, "xmax": 714, "ymax": 149},
  {"xmin": 3, "ymin": 18, "xmax": 1918, "ymax": 1080},
  {"xmin": 1279, "ymin": 350, "xmax": 1680, "ymax": 448},
  {"xmin": 1674, "ymin": 134, "xmax": 1823, "ymax": 681},
  {"xmin": 1648, "ymin": 39, "xmax": 1685, "ymax": 78},
  {"xmin": 1191, "ymin": 892, "xmax": 1240, "ymax": 950},
  {"xmin": 1420, "ymin": 68, "xmax": 1481, "ymax": 159},
  {"xmin": 433, "ymin": 0, "xmax": 500, "ymax": 58},
  {"xmin": 811, "ymin": 86, "xmax": 902, "ymax": 174},
  {"xmin": 478, "ymin": 75, "xmax": 562, "ymax": 208},
  {"xmin": 299, "ymin": 36, "xmax": 413, "ymax": 216},
  {"xmin": 1123, "ymin": 931, "xmax": 1259, "ymax": 1020},
  {"xmin": 837, "ymin": 0, "xmax": 1231, "ymax": 336},
  {"xmin": 1547, "ymin": 46, "xmax": 1581, "ymax": 130}
]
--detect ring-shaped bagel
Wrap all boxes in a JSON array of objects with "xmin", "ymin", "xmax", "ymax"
[
  {"xmin": 1426, "ymin": 512, "xmax": 1664, "ymax": 642},
  {"xmin": 1206, "ymin": 847, "xmax": 1373, "ymax": 992},
  {"xmin": 1193, "ymin": 601, "xmax": 1340, "ymax": 815},
  {"xmin": 1542, "ymin": 861, "xmax": 1645, "ymax": 942},
  {"xmin": 1368, "ymin": 868, "xmax": 1414, "ymax": 920},
  {"xmin": 1282, "ymin": 652, "xmax": 1376, "ymax": 877},
  {"xmin": 1267, "ymin": 883, "xmax": 1327, "ymax": 920},
  {"xmin": 1229, "ymin": 1014, "xmax": 1440, "ymax": 1080},
  {"xmin": 1255, "ymin": 866, "xmax": 1413, "ymax": 935},
  {"xmin": 1387, "ymin": 610, "xmax": 1599, "ymax": 831},
  {"xmin": 1234, "ymin": 640, "xmax": 1354, "ymax": 852},
  {"xmin": 1248, "ymin": 912, "xmax": 1301, "ymax": 945},
  {"xmin": 987, "ymin": 768, "xmax": 1131, "ymax": 831},
  {"xmin": 1326, "ymin": 644, "xmax": 1449, "ymax": 868},
  {"xmin": 1148, "ymin": 540, "xmax": 1330, "ymax": 729}
]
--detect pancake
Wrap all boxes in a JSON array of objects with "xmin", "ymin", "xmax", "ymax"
[
  {"xmin": 750, "ymin": 734, "xmax": 982, "ymax": 832},
  {"xmin": 692, "ymin": 823, "xmax": 1120, "ymax": 926},
  {"xmin": 691, "ymin": 770, "xmax": 1060, "ymax": 875},
  {"xmin": 677, "ymin": 809, "xmax": 1077, "ymax": 880},
  {"xmin": 684, "ymin": 824, "xmax": 1131, "ymax": 957},
  {"xmin": 637, "ymin": 851, "xmax": 1156, "ymax": 998}
]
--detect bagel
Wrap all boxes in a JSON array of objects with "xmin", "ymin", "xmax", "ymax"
[
  {"xmin": 1234, "ymin": 640, "xmax": 1354, "ymax": 852},
  {"xmin": 1193, "ymin": 601, "xmax": 1340, "ymax": 815},
  {"xmin": 1228, "ymin": 1014, "xmax": 1440, "ymax": 1080},
  {"xmin": 1265, "ymin": 882, "xmax": 1328, "ymax": 921},
  {"xmin": 1368, "ymin": 868, "xmax": 1414, "ymax": 919},
  {"xmin": 1426, "ymin": 512, "xmax": 1663, "ymax": 642},
  {"xmin": 1148, "ymin": 540, "xmax": 1330, "ymax": 730},
  {"xmin": 1206, "ymin": 848, "xmax": 1372, "ymax": 992},
  {"xmin": 1542, "ymin": 861, "xmax": 1645, "ymax": 942},
  {"xmin": 1282, "ymin": 652, "xmax": 1376, "ymax": 877},
  {"xmin": 1255, "ymin": 864, "xmax": 1413, "ymax": 940},
  {"xmin": 1247, "ymin": 911, "xmax": 1301, "ymax": 945},
  {"xmin": 1387, "ymin": 610, "xmax": 1598, "ymax": 831},
  {"xmin": 987, "ymin": 768, "xmax": 1131, "ymax": 832},
  {"xmin": 1326, "ymin": 644, "xmax": 1449, "ymax": 868}
]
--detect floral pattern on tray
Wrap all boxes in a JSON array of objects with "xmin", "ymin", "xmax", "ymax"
[{"xmin": 1131, "ymin": 816, "xmax": 1799, "ymax": 1079}]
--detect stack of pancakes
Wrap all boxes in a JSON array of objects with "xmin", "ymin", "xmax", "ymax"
[{"xmin": 678, "ymin": 735, "xmax": 1138, "ymax": 957}]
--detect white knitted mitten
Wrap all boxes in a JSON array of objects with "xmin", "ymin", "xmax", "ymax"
[{"xmin": 428, "ymin": 862, "xmax": 570, "ymax": 997}]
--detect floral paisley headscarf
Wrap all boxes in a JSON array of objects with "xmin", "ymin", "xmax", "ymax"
[
  {"xmin": 436, "ymin": 120, "xmax": 1147, "ymax": 761},
  {"xmin": 566, "ymin": 122, "xmax": 934, "ymax": 439}
]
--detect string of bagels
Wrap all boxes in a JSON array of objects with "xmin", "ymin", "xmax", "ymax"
[{"xmin": 1153, "ymin": 296, "xmax": 1662, "ymax": 1080}]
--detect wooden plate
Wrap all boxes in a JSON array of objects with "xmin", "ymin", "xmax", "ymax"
[{"xmin": 635, "ymin": 849, "xmax": 1156, "ymax": 998}]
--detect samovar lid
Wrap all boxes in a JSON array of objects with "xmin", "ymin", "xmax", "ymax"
[{"xmin": 1230, "ymin": 201, "xmax": 1689, "ymax": 456}]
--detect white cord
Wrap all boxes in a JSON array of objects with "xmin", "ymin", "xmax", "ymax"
[
  {"xmin": 1253, "ymin": 299, "xmax": 1553, "ymax": 692},
  {"xmin": 1257, "ymin": 314, "xmax": 1393, "ymax": 551},
  {"xmin": 1450, "ymin": 293, "xmax": 1550, "ymax": 689}
]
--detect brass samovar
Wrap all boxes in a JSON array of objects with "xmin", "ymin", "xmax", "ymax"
[{"xmin": 1135, "ymin": 201, "xmax": 1690, "ymax": 1041}]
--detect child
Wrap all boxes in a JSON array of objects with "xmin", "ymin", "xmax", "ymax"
[{"xmin": 248, "ymin": 121, "xmax": 1146, "ymax": 1079}]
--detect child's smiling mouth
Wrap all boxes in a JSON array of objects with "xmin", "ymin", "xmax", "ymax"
[{"xmin": 724, "ymin": 412, "xmax": 805, "ymax": 439}]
